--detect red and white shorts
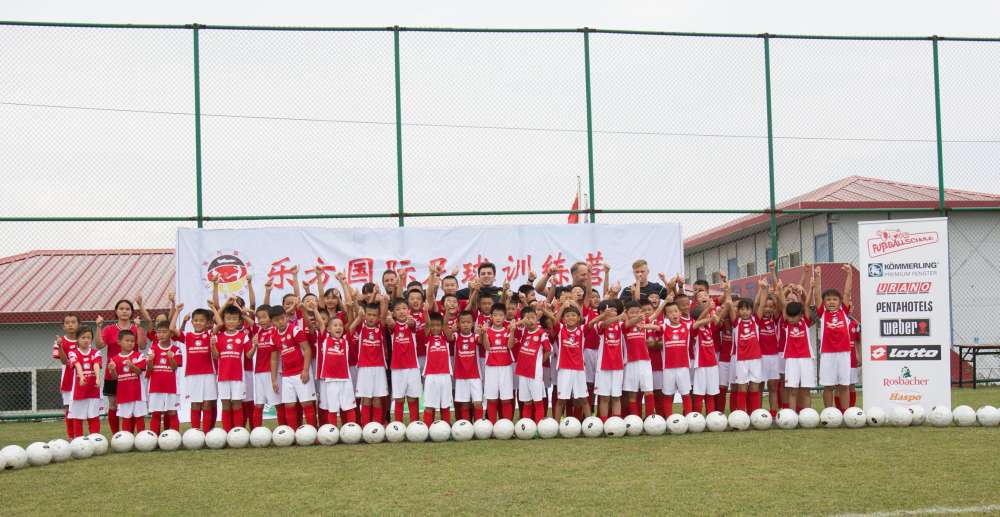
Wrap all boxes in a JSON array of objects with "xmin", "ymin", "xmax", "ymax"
[
  {"xmin": 148, "ymin": 393, "xmax": 181, "ymax": 412},
  {"xmin": 117, "ymin": 400, "xmax": 147, "ymax": 418},
  {"xmin": 692, "ymin": 366, "xmax": 721, "ymax": 396},
  {"xmin": 483, "ymin": 365, "xmax": 514, "ymax": 400},
  {"xmin": 423, "ymin": 374, "xmax": 453, "ymax": 409},
  {"xmin": 661, "ymin": 366, "xmax": 692, "ymax": 396},
  {"xmin": 391, "ymin": 368, "xmax": 422, "ymax": 399},
  {"xmin": 584, "ymin": 349, "xmax": 598, "ymax": 383},
  {"xmin": 253, "ymin": 372, "xmax": 280, "ymax": 406},
  {"xmin": 281, "ymin": 375, "xmax": 316, "ymax": 404},
  {"xmin": 784, "ymin": 358, "xmax": 816, "ymax": 388},
  {"xmin": 594, "ymin": 369, "xmax": 624, "ymax": 397},
  {"xmin": 185, "ymin": 374, "xmax": 217, "ymax": 403},
  {"xmin": 819, "ymin": 352, "xmax": 851, "ymax": 386},
  {"xmin": 355, "ymin": 366, "xmax": 388, "ymax": 398},
  {"xmin": 762, "ymin": 354, "xmax": 782, "ymax": 381},
  {"xmin": 623, "ymin": 360, "xmax": 654, "ymax": 393},
  {"xmin": 556, "ymin": 369, "xmax": 588, "ymax": 400},
  {"xmin": 243, "ymin": 370, "xmax": 254, "ymax": 402},
  {"xmin": 321, "ymin": 379, "xmax": 355, "ymax": 412},
  {"xmin": 733, "ymin": 359, "xmax": 763, "ymax": 384},
  {"xmin": 718, "ymin": 360, "xmax": 733, "ymax": 387},
  {"xmin": 217, "ymin": 380, "xmax": 245, "ymax": 401},
  {"xmin": 454, "ymin": 378, "xmax": 482, "ymax": 403},
  {"xmin": 68, "ymin": 397, "xmax": 102, "ymax": 419},
  {"xmin": 517, "ymin": 375, "xmax": 546, "ymax": 402}
]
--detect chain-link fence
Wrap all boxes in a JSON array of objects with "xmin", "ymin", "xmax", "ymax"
[{"xmin": 1, "ymin": 22, "xmax": 999, "ymax": 416}]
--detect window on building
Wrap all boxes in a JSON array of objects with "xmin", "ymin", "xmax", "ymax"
[
  {"xmin": 696, "ymin": 267, "xmax": 705, "ymax": 281},
  {"xmin": 789, "ymin": 252, "xmax": 801, "ymax": 268},
  {"xmin": 779, "ymin": 255, "xmax": 790, "ymax": 270},
  {"xmin": 745, "ymin": 262, "xmax": 756, "ymax": 277},
  {"xmin": 711, "ymin": 271, "xmax": 721, "ymax": 284},
  {"xmin": 727, "ymin": 258, "xmax": 738, "ymax": 280},
  {"xmin": 815, "ymin": 233, "xmax": 830, "ymax": 262}
]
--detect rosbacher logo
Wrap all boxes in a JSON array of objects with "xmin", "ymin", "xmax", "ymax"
[
  {"xmin": 867, "ymin": 229, "xmax": 939, "ymax": 258},
  {"xmin": 882, "ymin": 366, "xmax": 930, "ymax": 387}
]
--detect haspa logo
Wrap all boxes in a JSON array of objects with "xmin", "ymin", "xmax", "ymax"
[
  {"xmin": 203, "ymin": 251, "xmax": 250, "ymax": 296},
  {"xmin": 870, "ymin": 344, "xmax": 941, "ymax": 361},
  {"xmin": 889, "ymin": 391, "xmax": 924, "ymax": 403},
  {"xmin": 875, "ymin": 282, "xmax": 932, "ymax": 295},
  {"xmin": 867, "ymin": 229, "xmax": 939, "ymax": 258},
  {"xmin": 879, "ymin": 318, "xmax": 930, "ymax": 337}
]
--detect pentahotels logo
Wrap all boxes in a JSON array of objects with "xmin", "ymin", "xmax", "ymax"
[
  {"xmin": 867, "ymin": 229, "xmax": 939, "ymax": 258},
  {"xmin": 870, "ymin": 344, "xmax": 941, "ymax": 361},
  {"xmin": 876, "ymin": 282, "xmax": 932, "ymax": 295},
  {"xmin": 880, "ymin": 318, "xmax": 931, "ymax": 337}
]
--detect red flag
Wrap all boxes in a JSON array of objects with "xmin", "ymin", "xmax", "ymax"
[{"xmin": 567, "ymin": 193, "xmax": 580, "ymax": 224}]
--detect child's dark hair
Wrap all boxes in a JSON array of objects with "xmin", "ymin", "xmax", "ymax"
[
  {"xmin": 639, "ymin": 297, "xmax": 653, "ymax": 308},
  {"xmin": 390, "ymin": 298, "xmax": 407, "ymax": 311},
  {"xmin": 785, "ymin": 301, "xmax": 804, "ymax": 317},
  {"xmin": 458, "ymin": 310, "xmax": 474, "ymax": 320},
  {"xmin": 281, "ymin": 293, "xmax": 297, "ymax": 304},
  {"xmin": 407, "ymin": 288, "xmax": 425, "ymax": 301},
  {"xmin": 478, "ymin": 293, "xmax": 494, "ymax": 304},
  {"xmin": 518, "ymin": 284, "xmax": 534, "ymax": 297},
  {"xmin": 222, "ymin": 305, "xmax": 242, "ymax": 317},
  {"xmin": 64, "ymin": 313, "xmax": 80, "ymax": 324},
  {"xmin": 256, "ymin": 304, "xmax": 271, "ymax": 315},
  {"xmin": 478, "ymin": 262, "xmax": 496, "ymax": 274},
  {"xmin": 113, "ymin": 299, "xmax": 135, "ymax": 315},
  {"xmin": 442, "ymin": 293, "xmax": 458, "ymax": 303},
  {"xmin": 118, "ymin": 329, "xmax": 135, "ymax": 341},
  {"xmin": 521, "ymin": 306, "xmax": 536, "ymax": 317},
  {"xmin": 561, "ymin": 305, "xmax": 581, "ymax": 317},
  {"xmin": 821, "ymin": 288, "xmax": 843, "ymax": 301},
  {"xmin": 664, "ymin": 301, "xmax": 678, "ymax": 310},
  {"xmin": 267, "ymin": 306, "xmax": 285, "ymax": 319},
  {"xmin": 428, "ymin": 312, "xmax": 444, "ymax": 323},
  {"xmin": 363, "ymin": 302, "xmax": 380, "ymax": 312},
  {"xmin": 155, "ymin": 320, "xmax": 171, "ymax": 330},
  {"xmin": 490, "ymin": 303, "xmax": 506, "ymax": 315},
  {"xmin": 736, "ymin": 298, "xmax": 753, "ymax": 311},
  {"xmin": 406, "ymin": 280, "xmax": 422, "ymax": 291},
  {"xmin": 234, "ymin": 296, "xmax": 246, "ymax": 308},
  {"xmin": 361, "ymin": 282, "xmax": 376, "ymax": 295},
  {"xmin": 78, "ymin": 326, "xmax": 93, "ymax": 339},
  {"xmin": 323, "ymin": 288, "xmax": 339, "ymax": 298},
  {"xmin": 624, "ymin": 300, "xmax": 641, "ymax": 311},
  {"xmin": 442, "ymin": 274, "xmax": 458, "ymax": 284},
  {"xmin": 674, "ymin": 292, "xmax": 688, "ymax": 301},
  {"xmin": 191, "ymin": 308, "xmax": 213, "ymax": 321},
  {"xmin": 301, "ymin": 293, "xmax": 317, "ymax": 303},
  {"xmin": 596, "ymin": 300, "xmax": 613, "ymax": 313},
  {"xmin": 694, "ymin": 279, "xmax": 710, "ymax": 290}
]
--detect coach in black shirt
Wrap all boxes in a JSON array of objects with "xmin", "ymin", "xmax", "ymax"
[
  {"xmin": 618, "ymin": 259, "xmax": 668, "ymax": 300},
  {"xmin": 455, "ymin": 262, "xmax": 502, "ymax": 302}
]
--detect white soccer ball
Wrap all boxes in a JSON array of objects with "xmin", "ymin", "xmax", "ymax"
[
  {"xmin": 927, "ymin": 406, "xmax": 952, "ymax": 427},
  {"xmin": 316, "ymin": 424, "xmax": 339, "ymax": 445},
  {"xmin": 516, "ymin": 418, "xmax": 538, "ymax": 440},
  {"xmin": 706, "ymin": 411, "xmax": 728, "ymax": 432},
  {"xmin": 889, "ymin": 406, "xmax": 912, "ymax": 427},
  {"xmin": 665, "ymin": 413, "xmax": 688, "ymax": 435},
  {"xmin": 624, "ymin": 414, "xmax": 644, "ymax": 436},
  {"xmin": 559, "ymin": 417, "xmax": 582, "ymax": 438},
  {"xmin": 866, "ymin": 406, "xmax": 887, "ymax": 427},
  {"xmin": 798, "ymin": 408, "xmax": 820, "ymax": 429},
  {"xmin": 750, "ymin": 409, "xmax": 773, "ymax": 430},
  {"xmin": 728, "ymin": 410, "xmax": 751, "ymax": 431},
  {"xmin": 48, "ymin": 439, "xmax": 72, "ymax": 462},
  {"xmin": 953, "ymin": 405, "xmax": 977, "ymax": 427},
  {"xmin": 776, "ymin": 409, "xmax": 799, "ymax": 429},
  {"xmin": 820, "ymin": 407, "xmax": 843, "ymax": 428},
  {"xmin": 473, "ymin": 419, "xmax": 493, "ymax": 440},
  {"xmin": 339, "ymin": 423, "xmax": 363, "ymax": 444},
  {"xmin": 385, "ymin": 421, "xmax": 407, "ymax": 443},
  {"xmin": 843, "ymin": 407, "xmax": 865, "ymax": 428},
  {"xmin": 603, "ymin": 416, "xmax": 626, "ymax": 437},
  {"xmin": 26, "ymin": 442, "xmax": 52, "ymax": 467},
  {"xmin": 111, "ymin": 431, "xmax": 135, "ymax": 453},
  {"xmin": 644, "ymin": 414, "xmax": 668, "ymax": 436},
  {"xmin": 684, "ymin": 412, "xmax": 706, "ymax": 434},
  {"xmin": 271, "ymin": 425, "xmax": 296, "ymax": 447},
  {"xmin": 158, "ymin": 429, "xmax": 183, "ymax": 451},
  {"xmin": 976, "ymin": 405, "xmax": 999, "ymax": 427},
  {"xmin": 1, "ymin": 445, "xmax": 28, "ymax": 470},
  {"xmin": 226, "ymin": 427, "xmax": 249, "ymax": 449},
  {"xmin": 203, "ymin": 428, "xmax": 227, "ymax": 450},
  {"xmin": 87, "ymin": 434, "xmax": 109, "ymax": 456},
  {"xmin": 580, "ymin": 416, "xmax": 603, "ymax": 438},
  {"xmin": 430, "ymin": 420, "xmax": 452, "ymax": 442},
  {"xmin": 70, "ymin": 436, "xmax": 95, "ymax": 458},
  {"xmin": 908, "ymin": 405, "xmax": 927, "ymax": 426},
  {"xmin": 362, "ymin": 422, "xmax": 386, "ymax": 444},
  {"xmin": 492, "ymin": 419, "xmax": 515, "ymax": 440},
  {"xmin": 249, "ymin": 427, "xmax": 272, "ymax": 447},
  {"xmin": 450, "ymin": 420, "xmax": 474, "ymax": 441},
  {"xmin": 295, "ymin": 424, "xmax": 318, "ymax": 446},
  {"xmin": 405, "ymin": 421, "xmax": 428, "ymax": 442},
  {"xmin": 181, "ymin": 428, "xmax": 205, "ymax": 450},
  {"xmin": 537, "ymin": 418, "xmax": 560, "ymax": 439}
]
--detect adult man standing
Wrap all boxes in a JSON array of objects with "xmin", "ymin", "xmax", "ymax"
[
  {"xmin": 618, "ymin": 259, "xmax": 668, "ymax": 301},
  {"xmin": 456, "ymin": 262, "xmax": 502, "ymax": 302}
]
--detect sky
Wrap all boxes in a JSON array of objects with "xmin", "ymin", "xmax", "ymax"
[{"xmin": 0, "ymin": 1, "xmax": 998, "ymax": 257}]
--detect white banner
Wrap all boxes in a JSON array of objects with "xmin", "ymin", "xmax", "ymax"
[
  {"xmin": 858, "ymin": 217, "xmax": 951, "ymax": 412},
  {"xmin": 174, "ymin": 223, "xmax": 683, "ymax": 419}
]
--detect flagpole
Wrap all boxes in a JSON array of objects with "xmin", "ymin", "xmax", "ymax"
[{"xmin": 576, "ymin": 176, "xmax": 583, "ymax": 224}]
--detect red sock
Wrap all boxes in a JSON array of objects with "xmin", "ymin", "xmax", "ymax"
[
  {"xmin": 208, "ymin": 405, "xmax": 217, "ymax": 428},
  {"xmin": 169, "ymin": 414, "xmax": 180, "ymax": 431},
  {"xmin": 460, "ymin": 405, "xmax": 471, "ymax": 422},
  {"xmin": 242, "ymin": 401, "xmax": 253, "ymax": 428},
  {"xmin": 252, "ymin": 406, "xmax": 263, "ymax": 428},
  {"xmin": 233, "ymin": 406, "xmax": 245, "ymax": 429},
  {"xmin": 717, "ymin": 386, "xmax": 728, "ymax": 413},
  {"xmin": 737, "ymin": 391, "xmax": 748, "ymax": 412},
  {"xmin": 730, "ymin": 390, "xmax": 739, "ymax": 413},
  {"xmin": 473, "ymin": 405, "xmax": 484, "ymax": 422},
  {"xmin": 342, "ymin": 410, "xmax": 356, "ymax": 424},
  {"xmin": 190, "ymin": 407, "xmax": 202, "ymax": 430},
  {"xmin": 501, "ymin": 400, "xmax": 514, "ymax": 420},
  {"xmin": 628, "ymin": 398, "xmax": 640, "ymax": 417},
  {"xmin": 423, "ymin": 408, "xmax": 435, "ymax": 427},
  {"xmin": 408, "ymin": 400, "xmax": 420, "ymax": 424},
  {"xmin": 835, "ymin": 395, "xmax": 842, "ymax": 409},
  {"xmin": 374, "ymin": 405, "xmax": 385, "ymax": 425},
  {"xmin": 681, "ymin": 394, "xmax": 692, "ymax": 415},
  {"xmin": 487, "ymin": 399, "xmax": 499, "ymax": 422},
  {"xmin": 836, "ymin": 398, "xmax": 847, "ymax": 413},
  {"xmin": 521, "ymin": 402, "xmax": 533, "ymax": 421},
  {"xmin": 394, "ymin": 400, "xmax": 405, "ymax": 423},
  {"xmin": 151, "ymin": 412, "xmax": 162, "ymax": 434},
  {"xmin": 221, "ymin": 409, "xmax": 233, "ymax": 432},
  {"xmin": 643, "ymin": 393, "xmax": 656, "ymax": 417},
  {"xmin": 87, "ymin": 417, "xmax": 100, "ymax": 434},
  {"xmin": 706, "ymin": 395, "xmax": 716, "ymax": 413},
  {"xmin": 441, "ymin": 407, "xmax": 451, "ymax": 423},
  {"xmin": 303, "ymin": 403, "xmax": 317, "ymax": 427},
  {"xmin": 284, "ymin": 405, "xmax": 299, "ymax": 428},
  {"xmin": 534, "ymin": 401, "xmax": 545, "ymax": 423},
  {"xmin": 73, "ymin": 419, "xmax": 84, "ymax": 438},
  {"xmin": 108, "ymin": 409, "xmax": 119, "ymax": 434},
  {"xmin": 64, "ymin": 408, "xmax": 73, "ymax": 439},
  {"xmin": 276, "ymin": 405, "xmax": 287, "ymax": 426},
  {"xmin": 849, "ymin": 391, "xmax": 857, "ymax": 407},
  {"xmin": 296, "ymin": 402, "xmax": 304, "ymax": 425},
  {"xmin": 360, "ymin": 404, "xmax": 371, "ymax": 426},
  {"xmin": 692, "ymin": 395, "xmax": 704, "ymax": 415},
  {"xmin": 750, "ymin": 391, "xmax": 762, "ymax": 413},
  {"xmin": 121, "ymin": 417, "xmax": 133, "ymax": 434},
  {"xmin": 134, "ymin": 416, "xmax": 145, "ymax": 432}
]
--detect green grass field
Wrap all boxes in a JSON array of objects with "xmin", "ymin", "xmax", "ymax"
[{"xmin": 2, "ymin": 388, "xmax": 999, "ymax": 516}]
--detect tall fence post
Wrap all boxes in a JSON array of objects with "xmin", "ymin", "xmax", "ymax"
[
  {"xmin": 932, "ymin": 36, "xmax": 946, "ymax": 216},
  {"xmin": 764, "ymin": 34, "xmax": 778, "ymax": 269},
  {"xmin": 193, "ymin": 25, "xmax": 204, "ymax": 228},
  {"xmin": 583, "ymin": 28, "xmax": 596, "ymax": 223},
  {"xmin": 393, "ymin": 26, "xmax": 405, "ymax": 227}
]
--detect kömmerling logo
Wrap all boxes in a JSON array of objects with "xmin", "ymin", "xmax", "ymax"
[{"xmin": 867, "ymin": 229, "xmax": 939, "ymax": 258}]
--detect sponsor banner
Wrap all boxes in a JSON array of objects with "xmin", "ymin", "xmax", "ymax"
[
  {"xmin": 175, "ymin": 223, "xmax": 684, "ymax": 421},
  {"xmin": 859, "ymin": 218, "xmax": 951, "ymax": 412}
]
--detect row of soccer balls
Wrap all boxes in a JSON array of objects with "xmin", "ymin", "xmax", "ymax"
[{"xmin": 2, "ymin": 404, "xmax": 997, "ymax": 469}]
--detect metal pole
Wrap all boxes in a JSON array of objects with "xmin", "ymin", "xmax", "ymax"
[
  {"xmin": 583, "ymin": 29, "xmax": 597, "ymax": 223},
  {"xmin": 764, "ymin": 35, "xmax": 778, "ymax": 269},
  {"xmin": 393, "ymin": 27, "xmax": 405, "ymax": 227},
  {"xmin": 193, "ymin": 26, "xmax": 204, "ymax": 228},
  {"xmin": 932, "ymin": 37, "xmax": 946, "ymax": 216}
]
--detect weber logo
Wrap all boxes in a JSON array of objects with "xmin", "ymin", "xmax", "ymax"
[
  {"xmin": 875, "ymin": 282, "xmax": 932, "ymax": 295},
  {"xmin": 870, "ymin": 344, "xmax": 941, "ymax": 361},
  {"xmin": 879, "ymin": 319, "xmax": 930, "ymax": 337}
]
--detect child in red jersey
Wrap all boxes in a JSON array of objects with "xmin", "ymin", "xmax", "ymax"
[
  {"xmin": 731, "ymin": 295, "xmax": 765, "ymax": 414},
  {"xmin": 847, "ymin": 317, "xmax": 861, "ymax": 408},
  {"xmin": 146, "ymin": 319, "xmax": 182, "ymax": 432},
  {"xmin": 511, "ymin": 306, "xmax": 551, "ymax": 423},
  {"xmin": 98, "ymin": 299, "xmax": 144, "ymax": 434},
  {"xmin": 211, "ymin": 304, "xmax": 252, "ymax": 431},
  {"xmin": 588, "ymin": 300, "xmax": 626, "ymax": 420},
  {"xmin": 691, "ymin": 302, "xmax": 725, "ymax": 414},
  {"xmin": 641, "ymin": 296, "xmax": 667, "ymax": 417},
  {"xmin": 651, "ymin": 301, "xmax": 694, "ymax": 415},
  {"xmin": 108, "ymin": 330, "xmax": 147, "ymax": 433},
  {"xmin": 52, "ymin": 313, "xmax": 81, "ymax": 438},
  {"xmin": 67, "ymin": 325, "xmax": 102, "ymax": 438},
  {"xmin": 269, "ymin": 305, "xmax": 316, "ymax": 428},
  {"xmin": 422, "ymin": 312, "xmax": 454, "ymax": 425},
  {"xmin": 778, "ymin": 299, "xmax": 817, "ymax": 411},
  {"xmin": 312, "ymin": 304, "xmax": 356, "ymax": 427},
  {"xmin": 620, "ymin": 300, "xmax": 656, "ymax": 419},
  {"xmin": 350, "ymin": 291, "xmax": 389, "ymax": 425},
  {"xmin": 453, "ymin": 311, "xmax": 484, "ymax": 422},
  {"xmin": 249, "ymin": 305, "xmax": 279, "ymax": 428},
  {"xmin": 386, "ymin": 298, "xmax": 422, "ymax": 424},
  {"xmin": 542, "ymin": 304, "xmax": 591, "ymax": 421},
  {"xmin": 755, "ymin": 278, "xmax": 783, "ymax": 417},
  {"xmin": 173, "ymin": 307, "xmax": 217, "ymax": 432},
  {"xmin": 815, "ymin": 265, "xmax": 854, "ymax": 411},
  {"xmin": 480, "ymin": 303, "xmax": 515, "ymax": 422}
]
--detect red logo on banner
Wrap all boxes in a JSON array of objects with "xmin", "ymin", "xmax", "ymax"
[
  {"xmin": 876, "ymin": 282, "xmax": 932, "ymax": 295},
  {"xmin": 867, "ymin": 229, "xmax": 938, "ymax": 258}
]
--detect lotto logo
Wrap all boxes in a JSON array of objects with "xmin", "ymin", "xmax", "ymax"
[
  {"xmin": 870, "ymin": 346, "xmax": 887, "ymax": 360},
  {"xmin": 870, "ymin": 344, "xmax": 941, "ymax": 361}
]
